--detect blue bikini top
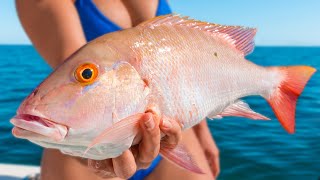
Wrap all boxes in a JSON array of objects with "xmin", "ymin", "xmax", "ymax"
[{"xmin": 75, "ymin": 0, "xmax": 172, "ymax": 42}]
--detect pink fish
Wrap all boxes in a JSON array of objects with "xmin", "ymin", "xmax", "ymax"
[{"xmin": 10, "ymin": 15, "xmax": 315, "ymax": 173}]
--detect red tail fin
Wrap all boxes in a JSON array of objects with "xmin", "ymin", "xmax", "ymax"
[{"xmin": 267, "ymin": 66, "xmax": 316, "ymax": 134}]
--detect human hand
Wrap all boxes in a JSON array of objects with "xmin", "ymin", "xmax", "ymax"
[
  {"xmin": 193, "ymin": 120, "xmax": 220, "ymax": 177},
  {"xmin": 87, "ymin": 113, "xmax": 182, "ymax": 179}
]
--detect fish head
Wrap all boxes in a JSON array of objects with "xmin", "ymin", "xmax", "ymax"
[{"xmin": 10, "ymin": 41, "xmax": 150, "ymax": 157}]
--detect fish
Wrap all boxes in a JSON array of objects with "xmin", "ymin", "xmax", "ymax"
[{"xmin": 10, "ymin": 15, "xmax": 316, "ymax": 173}]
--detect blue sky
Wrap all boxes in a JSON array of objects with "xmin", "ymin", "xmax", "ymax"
[{"xmin": 0, "ymin": 0, "xmax": 319, "ymax": 46}]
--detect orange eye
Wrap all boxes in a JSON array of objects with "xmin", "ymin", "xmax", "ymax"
[{"xmin": 74, "ymin": 63, "xmax": 98, "ymax": 85}]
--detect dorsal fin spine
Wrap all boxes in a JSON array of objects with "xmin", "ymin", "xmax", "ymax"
[{"xmin": 138, "ymin": 14, "xmax": 257, "ymax": 56}]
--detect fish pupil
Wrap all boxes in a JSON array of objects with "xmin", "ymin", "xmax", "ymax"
[{"xmin": 82, "ymin": 68, "xmax": 93, "ymax": 79}]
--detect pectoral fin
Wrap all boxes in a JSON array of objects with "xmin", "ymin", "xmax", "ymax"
[
  {"xmin": 210, "ymin": 100, "xmax": 269, "ymax": 120},
  {"xmin": 160, "ymin": 143, "xmax": 204, "ymax": 174},
  {"xmin": 85, "ymin": 112, "xmax": 204, "ymax": 174},
  {"xmin": 84, "ymin": 113, "xmax": 145, "ymax": 155}
]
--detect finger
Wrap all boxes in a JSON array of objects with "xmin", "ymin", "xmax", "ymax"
[
  {"xmin": 130, "ymin": 144, "xmax": 139, "ymax": 159},
  {"xmin": 212, "ymin": 152, "xmax": 220, "ymax": 177},
  {"xmin": 210, "ymin": 155, "xmax": 220, "ymax": 177},
  {"xmin": 88, "ymin": 159, "xmax": 116, "ymax": 178},
  {"xmin": 214, "ymin": 159, "xmax": 220, "ymax": 177},
  {"xmin": 206, "ymin": 149, "xmax": 220, "ymax": 177},
  {"xmin": 160, "ymin": 116, "xmax": 182, "ymax": 146},
  {"xmin": 112, "ymin": 150, "xmax": 137, "ymax": 179},
  {"xmin": 137, "ymin": 113, "xmax": 161, "ymax": 168}
]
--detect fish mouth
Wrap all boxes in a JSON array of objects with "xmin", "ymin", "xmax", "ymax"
[{"xmin": 10, "ymin": 114, "xmax": 68, "ymax": 142}]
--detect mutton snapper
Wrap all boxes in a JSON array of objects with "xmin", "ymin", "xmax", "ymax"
[{"xmin": 10, "ymin": 15, "xmax": 316, "ymax": 173}]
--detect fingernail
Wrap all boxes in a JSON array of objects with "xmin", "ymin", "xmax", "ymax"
[
  {"xmin": 144, "ymin": 117, "xmax": 155, "ymax": 130},
  {"xmin": 88, "ymin": 160, "xmax": 101, "ymax": 170},
  {"xmin": 95, "ymin": 161, "xmax": 101, "ymax": 169},
  {"xmin": 162, "ymin": 119, "xmax": 172, "ymax": 129}
]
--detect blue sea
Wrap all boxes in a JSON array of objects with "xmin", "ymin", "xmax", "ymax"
[{"xmin": 0, "ymin": 45, "xmax": 319, "ymax": 179}]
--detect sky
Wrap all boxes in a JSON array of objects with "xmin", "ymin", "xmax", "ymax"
[{"xmin": 0, "ymin": 0, "xmax": 319, "ymax": 46}]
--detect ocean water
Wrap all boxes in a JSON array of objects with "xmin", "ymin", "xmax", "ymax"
[{"xmin": 0, "ymin": 45, "xmax": 319, "ymax": 179}]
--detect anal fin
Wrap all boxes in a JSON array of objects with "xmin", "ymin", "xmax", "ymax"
[{"xmin": 211, "ymin": 100, "xmax": 269, "ymax": 120}]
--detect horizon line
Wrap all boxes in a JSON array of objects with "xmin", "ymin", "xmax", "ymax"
[{"xmin": 0, "ymin": 44, "xmax": 319, "ymax": 48}]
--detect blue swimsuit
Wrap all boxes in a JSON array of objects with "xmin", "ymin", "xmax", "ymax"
[
  {"xmin": 75, "ymin": 0, "xmax": 172, "ymax": 179},
  {"xmin": 75, "ymin": 0, "xmax": 172, "ymax": 41}
]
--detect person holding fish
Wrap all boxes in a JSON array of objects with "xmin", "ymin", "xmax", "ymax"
[{"xmin": 15, "ymin": 0, "xmax": 219, "ymax": 180}]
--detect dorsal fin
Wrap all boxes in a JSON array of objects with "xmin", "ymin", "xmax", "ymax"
[{"xmin": 138, "ymin": 14, "xmax": 257, "ymax": 56}]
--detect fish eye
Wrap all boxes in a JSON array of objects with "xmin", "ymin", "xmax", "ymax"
[
  {"xmin": 82, "ymin": 68, "xmax": 93, "ymax": 79},
  {"xmin": 75, "ymin": 63, "xmax": 98, "ymax": 85}
]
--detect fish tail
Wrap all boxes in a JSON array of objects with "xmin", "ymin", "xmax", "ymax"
[{"xmin": 265, "ymin": 66, "xmax": 316, "ymax": 133}]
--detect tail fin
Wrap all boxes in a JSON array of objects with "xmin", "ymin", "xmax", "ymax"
[{"xmin": 267, "ymin": 66, "xmax": 316, "ymax": 134}]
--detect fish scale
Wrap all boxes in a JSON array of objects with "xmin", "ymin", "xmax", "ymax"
[{"xmin": 132, "ymin": 24, "xmax": 262, "ymax": 128}]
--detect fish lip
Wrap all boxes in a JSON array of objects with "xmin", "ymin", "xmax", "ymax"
[{"xmin": 10, "ymin": 114, "xmax": 68, "ymax": 142}]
